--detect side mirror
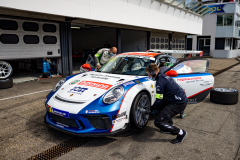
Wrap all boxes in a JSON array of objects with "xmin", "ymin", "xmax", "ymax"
[{"xmin": 165, "ymin": 70, "xmax": 177, "ymax": 77}]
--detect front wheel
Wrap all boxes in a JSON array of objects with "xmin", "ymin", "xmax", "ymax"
[{"xmin": 130, "ymin": 92, "xmax": 151, "ymax": 129}]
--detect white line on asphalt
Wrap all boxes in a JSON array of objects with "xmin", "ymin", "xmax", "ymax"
[{"xmin": 0, "ymin": 89, "xmax": 52, "ymax": 101}]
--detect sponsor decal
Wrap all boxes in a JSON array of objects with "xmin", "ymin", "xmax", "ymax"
[
  {"xmin": 78, "ymin": 80, "xmax": 112, "ymax": 90},
  {"xmin": 135, "ymin": 80, "xmax": 142, "ymax": 84},
  {"xmin": 123, "ymin": 81, "xmax": 135, "ymax": 87},
  {"xmin": 70, "ymin": 94, "xmax": 74, "ymax": 97},
  {"xmin": 69, "ymin": 80, "xmax": 79, "ymax": 85},
  {"xmin": 116, "ymin": 117, "xmax": 125, "ymax": 123},
  {"xmin": 68, "ymin": 87, "xmax": 88, "ymax": 95},
  {"xmin": 115, "ymin": 80, "xmax": 128, "ymax": 86},
  {"xmin": 202, "ymin": 4, "xmax": 225, "ymax": 14},
  {"xmin": 145, "ymin": 77, "xmax": 150, "ymax": 81},
  {"xmin": 49, "ymin": 107, "xmax": 69, "ymax": 118},
  {"xmin": 56, "ymin": 122, "xmax": 69, "ymax": 128},
  {"xmin": 86, "ymin": 110, "xmax": 100, "ymax": 113},
  {"xmin": 135, "ymin": 76, "xmax": 139, "ymax": 78},
  {"xmin": 151, "ymin": 84, "xmax": 153, "ymax": 88},
  {"xmin": 93, "ymin": 94, "xmax": 97, "ymax": 96},
  {"xmin": 188, "ymin": 98, "xmax": 197, "ymax": 102},
  {"xmin": 61, "ymin": 88, "xmax": 64, "ymax": 90},
  {"xmin": 112, "ymin": 111, "xmax": 126, "ymax": 119},
  {"xmin": 89, "ymin": 74, "xmax": 121, "ymax": 80},
  {"xmin": 177, "ymin": 77, "xmax": 202, "ymax": 82}
]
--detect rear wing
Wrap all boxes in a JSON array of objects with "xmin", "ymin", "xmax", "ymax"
[{"xmin": 147, "ymin": 49, "xmax": 203, "ymax": 57}]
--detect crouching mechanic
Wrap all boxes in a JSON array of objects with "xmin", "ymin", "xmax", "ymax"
[
  {"xmin": 145, "ymin": 63, "xmax": 188, "ymax": 144},
  {"xmin": 94, "ymin": 47, "xmax": 117, "ymax": 69}
]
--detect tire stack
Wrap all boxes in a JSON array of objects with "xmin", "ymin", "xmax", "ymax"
[{"xmin": 0, "ymin": 61, "xmax": 13, "ymax": 89}]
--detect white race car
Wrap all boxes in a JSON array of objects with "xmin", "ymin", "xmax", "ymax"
[{"xmin": 44, "ymin": 51, "xmax": 214, "ymax": 136}]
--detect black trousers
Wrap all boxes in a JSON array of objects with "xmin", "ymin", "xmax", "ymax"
[{"xmin": 154, "ymin": 101, "xmax": 187, "ymax": 135}]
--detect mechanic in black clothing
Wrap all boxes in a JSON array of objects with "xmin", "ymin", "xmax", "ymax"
[
  {"xmin": 146, "ymin": 63, "xmax": 188, "ymax": 144},
  {"xmin": 158, "ymin": 62, "xmax": 187, "ymax": 119}
]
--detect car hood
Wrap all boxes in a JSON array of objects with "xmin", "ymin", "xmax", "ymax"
[{"xmin": 55, "ymin": 72, "xmax": 143, "ymax": 103}]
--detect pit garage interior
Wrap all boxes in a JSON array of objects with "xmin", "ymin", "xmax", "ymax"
[{"xmin": 70, "ymin": 22, "xmax": 148, "ymax": 73}]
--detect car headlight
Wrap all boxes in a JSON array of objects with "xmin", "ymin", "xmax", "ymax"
[
  {"xmin": 103, "ymin": 86, "xmax": 124, "ymax": 104},
  {"xmin": 52, "ymin": 78, "xmax": 66, "ymax": 92}
]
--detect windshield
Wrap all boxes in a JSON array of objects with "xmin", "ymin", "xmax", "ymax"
[{"xmin": 97, "ymin": 56, "xmax": 155, "ymax": 76}]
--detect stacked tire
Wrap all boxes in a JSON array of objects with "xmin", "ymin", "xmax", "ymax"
[{"xmin": 0, "ymin": 61, "xmax": 13, "ymax": 89}]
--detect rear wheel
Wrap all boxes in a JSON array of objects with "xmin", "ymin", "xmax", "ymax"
[{"xmin": 130, "ymin": 92, "xmax": 151, "ymax": 129}]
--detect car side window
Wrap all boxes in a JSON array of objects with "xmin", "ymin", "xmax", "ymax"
[{"xmin": 172, "ymin": 59, "xmax": 208, "ymax": 74}]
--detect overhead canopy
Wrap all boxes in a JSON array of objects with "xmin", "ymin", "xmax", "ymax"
[{"xmin": 154, "ymin": 0, "xmax": 214, "ymax": 17}]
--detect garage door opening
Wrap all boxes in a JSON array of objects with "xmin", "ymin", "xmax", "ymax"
[
  {"xmin": 121, "ymin": 29, "xmax": 147, "ymax": 53},
  {"xmin": 71, "ymin": 23, "xmax": 116, "ymax": 73},
  {"xmin": 0, "ymin": 17, "xmax": 62, "ymax": 83}
]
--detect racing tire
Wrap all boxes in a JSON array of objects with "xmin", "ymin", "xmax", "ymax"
[
  {"xmin": 0, "ymin": 78, "xmax": 13, "ymax": 89},
  {"xmin": 0, "ymin": 61, "xmax": 13, "ymax": 80},
  {"xmin": 210, "ymin": 88, "xmax": 238, "ymax": 105},
  {"xmin": 130, "ymin": 92, "xmax": 151, "ymax": 129}
]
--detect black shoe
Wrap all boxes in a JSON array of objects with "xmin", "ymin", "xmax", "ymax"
[{"xmin": 171, "ymin": 130, "xmax": 187, "ymax": 144}]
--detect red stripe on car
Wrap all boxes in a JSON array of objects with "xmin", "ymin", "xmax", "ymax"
[
  {"xmin": 110, "ymin": 86, "xmax": 134, "ymax": 132},
  {"xmin": 187, "ymin": 87, "xmax": 212, "ymax": 99}
]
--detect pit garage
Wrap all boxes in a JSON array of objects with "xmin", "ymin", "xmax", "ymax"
[
  {"xmin": 70, "ymin": 23, "xmax": 148, "ymax": 73},
  {"xmin": 0, "ymin": 17, "xmax": 61, "ymax": 83}
]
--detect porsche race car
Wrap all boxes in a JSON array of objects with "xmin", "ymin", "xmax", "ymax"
[{"xmin": 44, "ymin": 50, "xmax": 214, "ymax": 136}]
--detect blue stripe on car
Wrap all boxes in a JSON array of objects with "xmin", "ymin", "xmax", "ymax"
[{"xmin": 175, "ymin": 73, "xmax": 211, "ymax": 78}]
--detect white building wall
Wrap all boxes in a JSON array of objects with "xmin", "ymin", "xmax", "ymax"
[
  {"xmin": 0, "ymin": 0, "xmax": 203, "ymax": 35},
  {"xmin": 202, "ymin": 14, "xmax": 216, "ymax": 56},
  {"xmin": 192, "ymin": 36, "xmax": 197, "ymax": 51}
]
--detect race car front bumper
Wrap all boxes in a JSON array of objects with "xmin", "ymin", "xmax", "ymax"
[{"xmin": 45, "ymin": 112, "xmax": 129, "ymax": 137}]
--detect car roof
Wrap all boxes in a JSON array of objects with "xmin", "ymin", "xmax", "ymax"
[{"xmin": 119, "ymin": 52, "xmax": 161, "ymax": 57}]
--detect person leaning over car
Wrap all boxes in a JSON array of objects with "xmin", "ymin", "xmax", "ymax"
[
  {"xmin": 94, "ymin": 47, "xmax": 117, "ymax": 69},
  {"xmin": 145, "ymin": 63, "xmax": 188, "ymax": 144}
]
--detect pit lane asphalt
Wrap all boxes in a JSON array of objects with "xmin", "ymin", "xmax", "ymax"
[{"xmin": 0, "ymin": 58, "xmax": 240, "ymax": 160}]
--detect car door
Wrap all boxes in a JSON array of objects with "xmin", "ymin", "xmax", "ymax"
[{"xmin": 166, "ymin": 58, "xmax": 214, "ymax": 104}]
